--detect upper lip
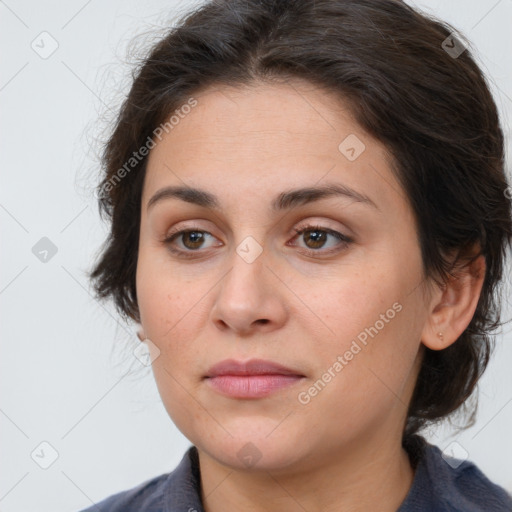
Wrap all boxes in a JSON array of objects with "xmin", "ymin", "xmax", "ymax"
[{"xmin": 205, "ymin": 358, "xmax": 304, "ymax": 378}]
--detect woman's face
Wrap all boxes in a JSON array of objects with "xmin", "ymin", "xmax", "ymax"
[{"xmin": 136, "ymin": 80, "xmax": 432, "ymax": 471}]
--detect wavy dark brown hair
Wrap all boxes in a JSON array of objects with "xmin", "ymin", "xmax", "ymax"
[{"xmin": 89, "ymin": 0, "xmax": 512, "ymax": 439}]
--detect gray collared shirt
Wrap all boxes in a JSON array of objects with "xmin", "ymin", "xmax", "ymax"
[{"xmin": 80, "ymin": 436, "xmax": 512, "ymax": 511}]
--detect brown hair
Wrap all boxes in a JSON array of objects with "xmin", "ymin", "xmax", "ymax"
[{"xmin": 89, "ymin": 0, "xmax": 512, "ymax": 439}]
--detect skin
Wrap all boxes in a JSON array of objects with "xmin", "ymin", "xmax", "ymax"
[{"xmin": 136, "ymin": 79, "xmax": 485, "ymax": 512}]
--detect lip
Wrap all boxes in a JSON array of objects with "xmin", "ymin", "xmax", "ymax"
[
  {"xmin": 204, "ymin": 359, "xmax": 305, "ymax": 399},
  {"xmin": 205, "ymin": 358, "xmax": 304, "ymax": 377}
]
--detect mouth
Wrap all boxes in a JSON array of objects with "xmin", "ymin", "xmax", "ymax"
[{"xmin": 204, "ymin": 358, "xmax": 306, "ymax": 399}]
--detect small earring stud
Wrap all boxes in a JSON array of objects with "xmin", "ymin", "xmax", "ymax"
[{"xmin": 437, "ymin": 332, "xmax": 444, "ymax": 341}]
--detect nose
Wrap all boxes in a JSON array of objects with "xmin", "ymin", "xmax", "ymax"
[{"xmin": 210, "ymin": 241, "xmax": 288, "ymax": 336}]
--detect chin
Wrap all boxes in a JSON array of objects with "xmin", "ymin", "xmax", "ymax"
[{"xmin": 194, "ymin": 427, "xmax": 309, "ymax": 472}]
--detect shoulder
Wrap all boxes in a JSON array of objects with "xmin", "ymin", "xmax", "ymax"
[
  {"xmin": 78, "ymin": 446, "xmax": 202, "ymax": 512},
  {"xmin": 78, "ymin": 472, "xmax": 171, "ymax": 512},
  {"xmin": 400, "ymin": 435, "xmax": 512, "ymax": 512}
]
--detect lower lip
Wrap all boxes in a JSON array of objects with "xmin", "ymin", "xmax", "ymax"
[{"xmin": 206, "ymin": 374, "xmax": 304, "ymax": 398}]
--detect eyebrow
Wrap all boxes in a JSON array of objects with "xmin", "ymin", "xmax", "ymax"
[{"xmin": 146, "ymin": 182, "xmax": 379, "ymax": 213}]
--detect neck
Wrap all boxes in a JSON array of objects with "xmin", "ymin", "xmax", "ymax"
[{"xmin": 198, "ymin": 430, "xmax": 415, "ymax": 512}]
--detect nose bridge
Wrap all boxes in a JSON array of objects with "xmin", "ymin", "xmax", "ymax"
[
  {"xmin": 222, "ymin": 234, "xmax": 267, "ymax": 303},
  {"xmin": 210, "ymin": 233, "xmax": 286, "ymax": 333}
]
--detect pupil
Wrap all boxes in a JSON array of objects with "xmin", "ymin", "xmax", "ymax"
[
  {"xmin": 186, "ymin": 231, "xmax": 203, "ymax": 248},
  {"xmin": 306, "ymin": 229, "xmax": 325, "ymax": 248}
]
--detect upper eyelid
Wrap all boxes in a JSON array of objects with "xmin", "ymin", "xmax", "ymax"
[
  {"xmin": 164, "ymin": 224, "xmax": 352, "ymax": 252},
  {"xmin": 164, "ymin": 216, "xmax": 350, "ymax": 236},
  {"xmin": 165, "ymin": 223, "xmax": 343, "ymax": 240}
]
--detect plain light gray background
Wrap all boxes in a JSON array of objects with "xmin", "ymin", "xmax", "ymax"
[{"xmin": 1, "ymin": 0, "xmax": 511, "ymax": 510}]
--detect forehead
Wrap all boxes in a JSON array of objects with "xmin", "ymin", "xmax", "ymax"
[
  {"xmin": 151, "ymin": 80, "xmax": 358, "ymax": 157},
  {"xmin": 142, "ymin": 80, "xmax": 405, "ymax": 217}
]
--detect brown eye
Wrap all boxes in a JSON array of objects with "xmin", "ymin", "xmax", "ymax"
[
  {"xmin": 163, "ymin": 227, "xmax": 221, "ymax": 258},
  {"xmin": 291, "ymin": 225, "xmax": 353, "ymax": 255},
  {"xmin": 301, "ymin": 228, "xmax": 329, "ymax": 249},
  {"xmin": 179, "ymin": 231, "xmax": 207, "ymax": 250}
]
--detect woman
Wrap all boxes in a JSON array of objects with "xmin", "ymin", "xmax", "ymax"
[{"xmin": 83, "ymin": 0, "xmax": 512, "ymax": 510}]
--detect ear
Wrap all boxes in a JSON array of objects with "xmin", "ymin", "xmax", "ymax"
[
  {"xmin": 421, "ymin": 251, "xmax": 485, "ymax": 350},
  {"xmin": 136, "ymin": 325, "xmax": 146, "ymax": 342}
]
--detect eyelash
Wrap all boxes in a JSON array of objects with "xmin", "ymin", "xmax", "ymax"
[{"xmin": 162, "ymin": 224, "xmax": 353, "ymax": 259}]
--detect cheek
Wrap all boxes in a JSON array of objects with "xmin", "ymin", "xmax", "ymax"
[
  {"xmin": 303, "ymin": 267, "xmax": 398, "ymax": 344},
  {"xmin": 135, "ymin": 248, "xmax": 214, "ymax": 396},
  {"xmin": 136, "ymin": 247, "xmax": 200, "ymax": 336},
  {"xmin": 298, "ymin": 263, "xmax": 423, "ymax": 395},
  {"xmin": 136, "ymin": 254, "xmax": 206, "ymax": 419}
]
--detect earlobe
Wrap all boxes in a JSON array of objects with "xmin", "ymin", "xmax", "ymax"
[
  {"xmin": 421, "ymin": 253, "xmax": 485, "ymax": 351},
  {"xmin": 136, "ymin": 326, "xmax": 146, "ymax": 342}
]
